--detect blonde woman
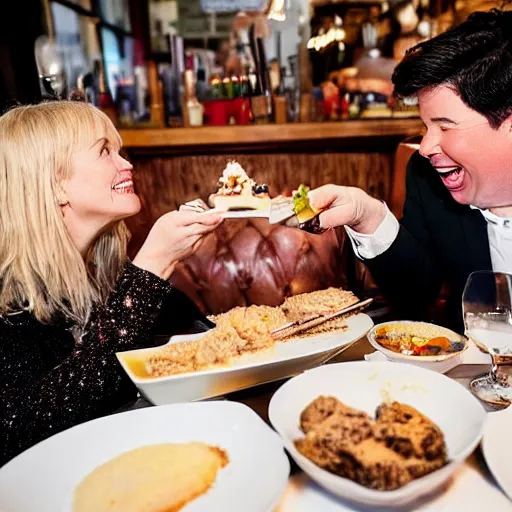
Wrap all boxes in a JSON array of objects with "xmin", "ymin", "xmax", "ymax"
[{"xmin": 0, "ymin": 101, "xmax": 222, "ymax": 465}]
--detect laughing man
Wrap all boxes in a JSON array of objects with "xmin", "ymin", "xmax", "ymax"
[{"xmin": 310, "ymin": 10, "xmax": 512, "ymax": 332}]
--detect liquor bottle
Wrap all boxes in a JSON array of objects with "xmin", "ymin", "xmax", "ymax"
[
  {"xmin": 183, "ymin": 69, "xmax": 203, "ymax": 127},
  {"xmin": 248, "ymin": 24, "xmax": 272, "ymax": 123},
  {"xmin": 94, "ymin": 60, "xmax": 118, "ymax": 126}
]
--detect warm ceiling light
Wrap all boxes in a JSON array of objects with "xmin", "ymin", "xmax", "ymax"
[
  {"xmin": 267, "ymin": 0, "xmax": 286, "ymax": 21},
  {"xmin": 307, "ymin": 26, "xmax": 345, "ymax": 52}
]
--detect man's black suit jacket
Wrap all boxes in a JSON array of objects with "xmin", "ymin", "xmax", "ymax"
[{"xmin": 365, "ymin": 151, "xmax": 492, "ymax": 333}]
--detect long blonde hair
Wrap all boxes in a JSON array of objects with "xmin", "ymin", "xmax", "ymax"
[{"xmin": 0, "ymin": 101, "xmax": 130, "ymax": 324}]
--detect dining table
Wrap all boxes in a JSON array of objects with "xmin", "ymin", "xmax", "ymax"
[{"xmin": 116, "ymin": 336, "xmax": 512, "ymax": 512}]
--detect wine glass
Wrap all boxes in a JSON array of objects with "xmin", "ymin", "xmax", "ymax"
[{"xmin": 463, "ymin": 271, "xmax": 512, "ymax": 406}]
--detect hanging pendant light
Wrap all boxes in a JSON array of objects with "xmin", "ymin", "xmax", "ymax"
[{"xmin": 34, "ymin": 35, "xmax": 66, "ymax": 99}]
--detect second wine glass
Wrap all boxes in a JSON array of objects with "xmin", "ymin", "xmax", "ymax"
[{"xmin": 463, "ymin": 271, "xmax": 512, "ymax": 407}]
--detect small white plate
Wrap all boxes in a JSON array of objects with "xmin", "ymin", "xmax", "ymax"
[
  {"xmin": 482, "ymin": 405, "xmax": 512, "ymax": 501},
  {"xmin": 269, "ymin": 361, "xmax": 487, "ymax": 508},
  {"xmin": 0, "ymin": 402, "xmax": 290, "ymax": 512},
  {"xmin": 365, "ymin": 340, "xmax": 491, "ymax": 373},
  {"xmin": 367, "ymin": 321, "xmax": 469, "ymax": 373}
]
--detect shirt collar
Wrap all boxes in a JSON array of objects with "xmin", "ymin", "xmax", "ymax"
[{"xmin": 470, "ymin": 205, "xmax": 512, "ymax": 228}]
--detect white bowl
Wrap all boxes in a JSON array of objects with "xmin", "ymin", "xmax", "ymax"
[
  {"xmin": 0, "ymin": 402, "xmax": 290, "ymax": 512},
  {"xmin": 269, "ymin": 361, "xmax": 487, "ymax": 508},
  {"xmin": 116, "ymin": 313, "xmax": 373, "ymax": 405},
  {"xmin": 367, "ymin": 320, "xmax": 468, "ymax": 373}
]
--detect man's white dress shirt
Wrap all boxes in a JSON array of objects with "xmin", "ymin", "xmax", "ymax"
[{"xmin": 345, "ymin": 204, "xmax": 512, "ymax": 273}]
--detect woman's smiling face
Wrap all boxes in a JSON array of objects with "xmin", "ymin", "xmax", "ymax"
[{"xmin": 61, "ymin": 133, "xmax": 141, "ymax": 232}]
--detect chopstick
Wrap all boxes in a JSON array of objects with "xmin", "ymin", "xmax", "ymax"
[
  {"xmin": 271, "ymin": 314, "xmax": 323, "ymax": 335},
  {"xmin": 271, "ymin": 298, "xmax": 373, "ymax": 340}
]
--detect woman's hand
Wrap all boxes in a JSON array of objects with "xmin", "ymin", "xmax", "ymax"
[
  {"xmin": 308, "ymin": 185, "xmax": 387, "ymax": 234},
  {"xmin": 132, "ymin": 210, "xmax": 223, "ymax": 280}
]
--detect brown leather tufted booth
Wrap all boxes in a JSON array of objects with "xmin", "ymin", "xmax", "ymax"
[
  {"xmin": 126, "ymin": 142, "xmax": 450, "ymax": 323},
  {"xmin": 168, "ymin": 218, "xmax": 384, "ymax": 316}
]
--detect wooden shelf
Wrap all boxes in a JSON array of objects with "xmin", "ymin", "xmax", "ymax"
[{"xmin": 119, "ymin": 119, "xmax": 424, "ymax": 149}]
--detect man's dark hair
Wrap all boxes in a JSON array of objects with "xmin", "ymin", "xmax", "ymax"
[{"xmin": 392, "ymin": 9, "xmax": 512, "ymax": 128}]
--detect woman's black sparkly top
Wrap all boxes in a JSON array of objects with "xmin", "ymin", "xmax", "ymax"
[{"xmin": 0, "ymin": 262, "xmax": 213, "ymax": 466}]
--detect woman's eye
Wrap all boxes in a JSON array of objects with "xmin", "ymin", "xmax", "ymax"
[{"xmin": 101, "ymin": 146, "xmax": 111, "ymax": 156}]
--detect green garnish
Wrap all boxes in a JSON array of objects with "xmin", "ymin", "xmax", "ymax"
[{"xmin": 293, "ymin": 184, "xmax": 311, "ymax": 215}]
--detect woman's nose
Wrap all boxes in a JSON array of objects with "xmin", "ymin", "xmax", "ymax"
[{"xmin": 115, "ymin": 153, "xmax": 133, "ymax": 171}]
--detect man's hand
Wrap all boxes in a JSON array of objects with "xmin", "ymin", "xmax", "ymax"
[{"xmin": 308, "ymin": 185, "xmax": 387, "ymax": 234}]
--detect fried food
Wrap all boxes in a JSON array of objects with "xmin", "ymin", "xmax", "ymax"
[
  {"xmin": 296, "ymin": 435, "xmax": 413, "ymax": 489},
  {"xmin": 300, "ymin": 396, "xmax": 372, "ymax": 439},
  {"xmin": 146, "ymin": 288, "xmax": 359, "ymax": 378},
  {"xmin": 147, "ymin": 306, "xmax": 281, "ymax": 377},
  {"xmin": 295, "ymin": 397, "xmax": 448, "ymax": 491},
  {"xmin": 73, "ymin": 442, "xmax": 228, "ymax": 512},
  {"xmin": 300, "ymin": 395, "xmax": 341, "ymax": 433},
  {"xmin": 211, "ymin": 305, "xmax": 287, "ymax": 333},
  {"xmin": 374, "ymin": 402, "xmax": 447, "ymax": 461},
  {"xmin": 281, "ymin": 288, "xmax": 359, "ymax": 323}
]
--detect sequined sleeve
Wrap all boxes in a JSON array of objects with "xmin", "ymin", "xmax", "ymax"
[{"xmin": 0, "ymin": 262, "xmax": 172, "ymax": 465}]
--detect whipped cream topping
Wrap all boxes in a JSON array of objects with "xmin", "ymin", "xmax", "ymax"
[{"xmin": 217, "ymin": 161, "xmax": 255, "ymax": 195}]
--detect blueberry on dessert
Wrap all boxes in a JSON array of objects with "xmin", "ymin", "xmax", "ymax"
[{"xmin": 252, "ymin": 184, "xmax": 269, "ymax": 196}]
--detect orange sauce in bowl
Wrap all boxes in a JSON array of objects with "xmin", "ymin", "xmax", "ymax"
[{"xmin": 119, "ymin": 354, "xmax": 151, "ymax": 379}]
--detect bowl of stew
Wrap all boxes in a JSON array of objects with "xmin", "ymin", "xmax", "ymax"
[{"xmin": 367, "ymin": 321, "xmax": 469, "ymax": 372}]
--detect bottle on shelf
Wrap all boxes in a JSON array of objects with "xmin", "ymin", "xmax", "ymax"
[
  {"xmin": 340, "ymin": 93, "xmax": 350, "ymax": 120},
  {"xmin": 248, "ymin": 24, "xmax": 272, "ymax": 124},
  {"xmin": 94, "ymin": 59, "xmax": 118, "ymax": 126},
  {"xmin": 240, "ymin": 74, "xmax": 251, "ymax": 97},
  {"xmin": 348, "ymin": 95, "xmax": 361, "ymax": 119},
  {"xmin": 183, "ymin": 69, "xmax": 204, "ymax": 127},
  {"xmin": 147, "ymin": 60, "xmax": 165, "ymax": 127}
]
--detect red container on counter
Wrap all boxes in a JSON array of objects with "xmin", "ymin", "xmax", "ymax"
[
  {"xmin": 322, "ymin": 82, "xmax": 340, "ymax": 120},
  {"xmin": 203, "ymin": 98, "xmax": 252, "ymax": 126}
]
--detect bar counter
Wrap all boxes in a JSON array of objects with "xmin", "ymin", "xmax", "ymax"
[
  {"xmin": 120, "ymin": 119, "xmax": 423, "ymax": 255},
  {"xmin": 119, "ymin": 118, "xmax": 424, "ymax": 152}
]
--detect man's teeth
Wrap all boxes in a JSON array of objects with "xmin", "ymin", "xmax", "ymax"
[
  {"xmin": 112, "ymin": 180, "xmax": 133, "ymax": 190},
  {"xmin": 436, "ymin": 166, "xmax": 461, "ymax": 175}
]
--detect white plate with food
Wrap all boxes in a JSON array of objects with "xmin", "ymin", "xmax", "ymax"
[
  {"xmin": 181, "ymin": 161, "xmax": 272, "ymax": 221},
  {"xmin": 269, "ymin": 361, "xmax": 486, "ymax": 508},
  {"xmin": 482, "ymin": 405, "xmax": 512, "ymax": 501},
  {"xmin": 0, "ymin": 401, "xmax": 290, "ymax": 512},
  {"xmin": 367, "ymin": 321, "xmax": 470, "ymax": 373},
  {"xmin": 117, "ymin": 312, "xmax": 373, "ymax": 405},
  {"xmin": 116, "ymin": 288, "xmax": 373, "ymax": 405}
]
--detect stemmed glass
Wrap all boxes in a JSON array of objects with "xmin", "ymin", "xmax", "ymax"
[{"xmin": 463, "ymin": 271, "xmax": 512, "ymax": 406}]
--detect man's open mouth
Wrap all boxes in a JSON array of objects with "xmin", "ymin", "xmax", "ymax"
[{"xmin": 435, "ymin": 166, "xmax": 466, "ymax": 190}]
